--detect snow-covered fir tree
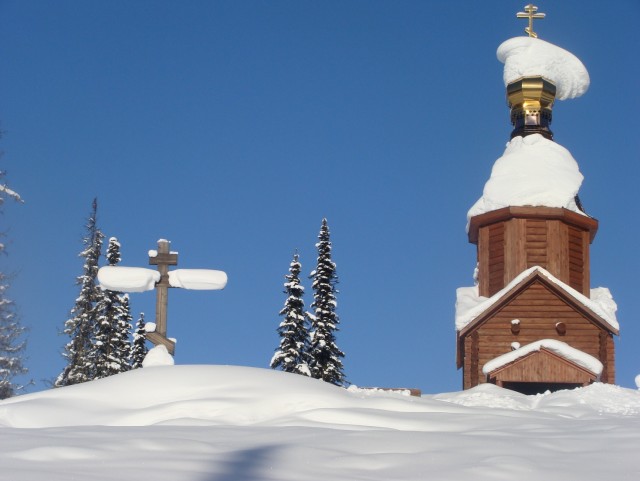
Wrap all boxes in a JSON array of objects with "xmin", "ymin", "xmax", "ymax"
[
  {"xmin": 0, "ymin": 275, "xmax": 27, "ymax": 399},
  {"xmin": 271, "ymin": 252, "xmax": 311, "ymax": 376},
  {"xmin": 130, "ymin": 312, "xmax": 148, "ymax": 369},
  {"xmin": 0, "ymin": 170, "xmax": 27, "ymax": 399},
  {"xmin": 307, "ymin": 219, "xmax": 346, "ymax": 386},
  {"xmin": 120, "ymin": 294, "xmax": 134, "ymax": 364},
  {"xmin": 55, "ymin": 199, "xmax": 105, "ymax": 387},
  {"xmin": 93, "ymin": 238, "xmax": 132, "ymax": 379}
]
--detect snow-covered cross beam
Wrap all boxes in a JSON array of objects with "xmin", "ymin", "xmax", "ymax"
[{"xmin": 97, "ymin": 239, "xmax": 227, "ymax": 355}]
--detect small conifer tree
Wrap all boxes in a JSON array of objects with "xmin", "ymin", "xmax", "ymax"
[
  {"xmin": 56, "ymin": 199, "xmax": 105, "ymax": 387},
  {"xmin": 93, "ymin": 237, "xmax": 132, "ymax": 379},
  {"xmin": 0, "ymin": 275, "xmax": 27, "ymax": 399},
  {"xmin": 131, "ymin": 312, "xmax": 148, "ymax": 369},
  {"xmin": 271, "ymin": 252, "xmax": 311, "ymax": 376},
  {"xmin": 307, "ymin": 219, "xmax": 346, "ymax": 386},
  {"xmin": 0, "ymin": 170, "xmax": 27, "ymax": 398}
]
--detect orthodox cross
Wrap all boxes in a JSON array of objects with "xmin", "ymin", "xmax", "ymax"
[
  {"xmin": 517, "ymin": 4, "xmax": 545, "ymax": 38},
  {"xmin": 97, "ymin": 239, "xmax": 227, "ymax": 356},
  {"xmin": 147, "ymin": 239, "xmax": 178, "ymax": 354}
]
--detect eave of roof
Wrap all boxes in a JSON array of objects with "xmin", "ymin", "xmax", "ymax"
[{"xmin": 468, "ymin": 206, "xmax": 599, "ymax": 244}]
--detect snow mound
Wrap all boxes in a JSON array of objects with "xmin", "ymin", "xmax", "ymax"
[
  {"xmin": 1, "ymin": 366, "xmax": 638, "ymax": 431},
  {"xmin": 1, "ymin": 366, "xmax": 639, "ymax": 481},
  {"xmin": 433, "ymin": 383, "xmax": 532, "ymax": 411},
  {"xmin": 0, "ymin": 366, "xmax": 451, "ymax": 429},
  {"xmin": 468, "ymin": 134, "xmax": 584, "ymax": 223},
  {"xmin": 142, "ymin": 345, "xmax": 175, "ymax": 368},
  {"xmin": 536, "ymin": 382, "xmax": 640, "ymax": 417},
  {"xmin": 435, "ymin": 382, "xmax": 640, "ymax": 417},
  {"xmin": 498, "ymin": 37, "xmax": 589, "ymax": 100}
]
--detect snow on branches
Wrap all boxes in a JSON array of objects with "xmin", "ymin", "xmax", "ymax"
[{"xmin": 272, "ymin": 219, "xmax": 345, "ymax": 386}]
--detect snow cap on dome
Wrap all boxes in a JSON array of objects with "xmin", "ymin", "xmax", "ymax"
[
  {"xmin": 467, "ymin": 134, "xmax": 584, "ymax": 225},
  {"xmin": 498, "ymin": 37, "xmax": 589, "ymax": 100}
]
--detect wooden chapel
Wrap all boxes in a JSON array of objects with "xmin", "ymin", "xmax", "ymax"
[{"xmin": 455, "ymin": 7, "xmax": 619, "ymax": 395}]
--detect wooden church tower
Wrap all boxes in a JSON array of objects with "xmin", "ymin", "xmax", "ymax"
[{"xmin": 455, "ymin": 6, "xmax": 619, "ymax": 394}]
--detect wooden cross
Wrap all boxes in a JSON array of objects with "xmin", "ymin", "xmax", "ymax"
[
  {"xmin": 517, "ymin": 4, "xmax": 545, "ymax": 38},
  {"xmin": 147, "ymin": 239, "xmax": 178, "ymax": 354},
  {"xmin": 97, "ymin": 238, "xmax": 227, "ymax": 357}
]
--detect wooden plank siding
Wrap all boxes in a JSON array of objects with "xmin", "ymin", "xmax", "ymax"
[
  {"xmin": 462, "ymin": 280, "xmax": 615, "ymax": 389},
  {"xmin": 473, "ymin": 207, "xmax": 596, "ymax": 298},
  {"xmin": 465, "ymin": 207, "xmax": 613, "ymax": 391},
  {"xmin": 487, "ymin": 223, "xmax": 505, "ymax": 297},
  {"xmin": 488, "ymin": 348, "xmax": 598, "ymax": 385},
  {"xmin": 525, "ymin": 219, "xmax": 547, "ymax": 269}
]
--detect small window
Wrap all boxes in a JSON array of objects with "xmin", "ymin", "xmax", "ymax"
[{"xmin": 555, "ymin": 322, "xmax": 567, "ymax": 335}]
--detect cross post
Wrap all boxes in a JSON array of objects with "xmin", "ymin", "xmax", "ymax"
[
  {"xmin": 516, "ymin": 4, "xmax": 546, "ymax": 38},
  {"xmin": 148, "ymin": 239, "xmax": 178, "ymax": 354}
]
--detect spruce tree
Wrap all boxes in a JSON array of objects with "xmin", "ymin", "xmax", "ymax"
[
  {"xmin": 0, "ymin": 276, "xmax": 27, "ymax": 398},
  {"xmin": 130, "ymin": 312, "xmax": 148, "ymax": 369},
  {"xmin": 307, "ymin": 218, "xmax": 346, "ymax": 386},
  {"xmin": 56, "ymin": 199, "xmax": 105, "ymax": 387},
  {"xmin": 0, "ymin": 170, "xmax": 27, "ymax": 398},
  {"xmin": 94, "ymin": 237, "xmax": 132, "ymax": 379},
  {"xmin": 271, "ymin": 252, "xmax": 311, "ymax": 376}
]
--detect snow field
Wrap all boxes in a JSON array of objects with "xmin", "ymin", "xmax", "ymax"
[{"xmin": 1, "ymin": 365, "xmax": 639, "ymax": 481}]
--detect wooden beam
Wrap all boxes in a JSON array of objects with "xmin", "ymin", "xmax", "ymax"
[
  {"xmin": 149, "ymin": 240, "xmax": 179, "ymax": 340},
  {"xmin": 146, "ymin": 332, "xmax": 176, "ymax": 355}
]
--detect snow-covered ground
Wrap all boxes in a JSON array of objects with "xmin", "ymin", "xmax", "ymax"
[{"xmin": 1, "ymin": 365, "xmax": 639, "ymax": 481}]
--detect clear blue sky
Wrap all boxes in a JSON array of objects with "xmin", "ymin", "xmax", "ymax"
[{"xmin": 1, "ymin": 1, "xmax": 638, "ymax": 393}]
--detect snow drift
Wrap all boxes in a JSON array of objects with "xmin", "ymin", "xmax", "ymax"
[{"xmin": 1, "ymin": 366, "xmax": 639, "ymax": 481}]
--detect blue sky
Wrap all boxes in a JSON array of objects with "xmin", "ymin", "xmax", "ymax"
[{"xmin": 1, "ymin": 1, "xmax": 638, "ymax": 393}]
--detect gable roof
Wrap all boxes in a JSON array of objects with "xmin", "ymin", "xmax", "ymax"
[
  {"xmin": 482, "ymin": 339, "xmax": 603, "ymax": 378},
  {"xmin": 455, "ymin": 267, "xmax": 618, "ymax": 369},
  {"xmin": 456, "ymin": 266, "xmax": 619, "ymax": 336}
]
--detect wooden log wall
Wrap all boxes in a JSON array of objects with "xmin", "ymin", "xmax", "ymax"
[
  {"xmin": 477, "ymin": 217, "xmax": 591, "ymax": 297},
  {"xmin": 462, "ymin": 281, "xmax": 615, "ymax": 389},
  {"xmin": 490, "ymin": 349, "xmax": 596, "ymax": 384}
]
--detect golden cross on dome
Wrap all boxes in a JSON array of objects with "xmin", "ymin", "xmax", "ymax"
[{"xmin": 517, "ymin": 4, "xmax": 546, "ymax": 38}]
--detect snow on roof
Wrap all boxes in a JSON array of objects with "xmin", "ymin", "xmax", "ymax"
[
  {"xmin": 168, "ymin": 269, "xmax": 228, "ymax": 290},
  {"xmin": 482, "ymin": 339, "xmax": 603, "ymax": 377},
  {"xmin": 455, "ymin": 266, "xmax": 619, "ymax": 332},
  {"xmin": 97, "ymin": 266, "xmax": 160, "ymax": 293},
  {"xmin": 467, "ymin": 134, "xmax": 584, "ymax": 226},
  {"xmin": 497, "ymin": 37, "xmax": 590, "ymax": 100}
]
